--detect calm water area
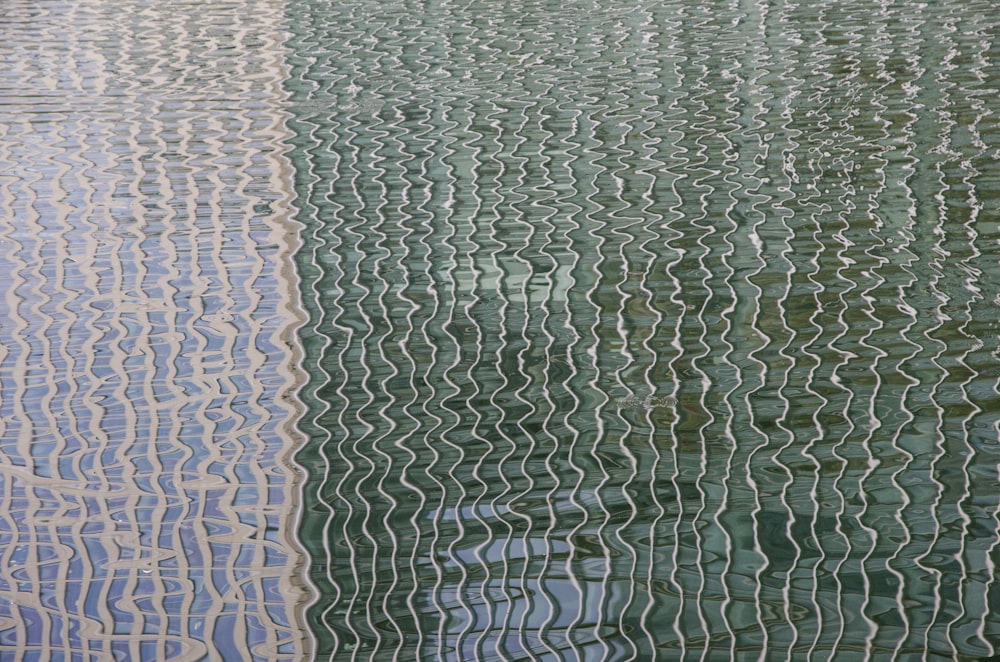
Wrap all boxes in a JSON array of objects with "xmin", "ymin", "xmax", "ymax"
[{"xmin": 1, "ymin": 0, "xmax": 999, "ymax": 659}]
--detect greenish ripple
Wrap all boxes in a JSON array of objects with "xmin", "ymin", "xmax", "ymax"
[{"xmin": 284, "ymin": 0, "xmax": 1000, "ymax": 659}]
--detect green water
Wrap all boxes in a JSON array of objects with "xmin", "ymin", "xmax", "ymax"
[
  {"xmin": 285, "ymin": 0, "xmax": 1000, "ymax": 659},
  {"xmin": 2, "ymin": 0, "xmax": 999, "ymax": 658}
]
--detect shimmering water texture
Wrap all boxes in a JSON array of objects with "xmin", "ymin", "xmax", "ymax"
[
  {"xmin": 285, "ymin": 0, "xmax": 1000, "ymax": 659},
  {"xmin": 3, "ymin": 0, "xmax": 1000, "ymax": 660},
  {"xmin": 0, "ymin": 1, "xmax": 310, "ymax": 659}
]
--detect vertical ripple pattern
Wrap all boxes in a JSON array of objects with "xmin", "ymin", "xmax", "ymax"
[
  {"xmin": 284, "ymin": 0, "xmax": 1000, "ymax": 659},
  {"xmin": 0, "ymin": 0, "xmax": 311, "ymax": 658}
]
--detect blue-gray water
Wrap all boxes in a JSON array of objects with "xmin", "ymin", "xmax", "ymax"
[
  {"xmin": 0, "ymin": 1, "xmax": 309, "ymax": 658},
  {"xmin": 3, "ymin": 0, "xmax": 1000, "ymax": 659}
]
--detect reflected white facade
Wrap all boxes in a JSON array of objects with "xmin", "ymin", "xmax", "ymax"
[{"xmin": 0, "ymin": 1, "xmax": 311, "ymax": 658}]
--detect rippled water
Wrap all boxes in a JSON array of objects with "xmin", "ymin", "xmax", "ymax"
[
  {"xmin": 3, "ymin": 0, "xmax": 1000, "ymax": 659},
  {"xmin": 285, "ymin": 0, "xmax": 1000, "ymax": 659},
  {"xmin": 0, "ymin": 1, "xmax": 309, "ymax": 658}
]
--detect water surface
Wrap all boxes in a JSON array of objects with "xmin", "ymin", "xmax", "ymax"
[
  {"xmin": 284, "ymin": 0, "xmax": 1000, "ymax": 659},
  {"xmin": 0, "ymin": 0, "xmax": 311, "ymax": 658},
  {"xmin": 3, "ymin": 0, "xmax": 1000, "ymax": 659}
]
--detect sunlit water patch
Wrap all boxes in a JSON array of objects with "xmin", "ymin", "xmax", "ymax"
[
  {"xmin": 0, "ymin": 0, "xmax": 312, "ymax": 658},
  {"xmin": 284, "ymin": 0, "xmax": 1000, "ymax": 659}
]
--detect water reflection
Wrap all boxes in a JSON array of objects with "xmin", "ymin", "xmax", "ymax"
[
  {"xmin": 0, "ymin": 0, "xmax": 311, "ymax": 658},
  {"xmin": 285, "ymin": 0, "xmax": 1000, "ymax": 658}
]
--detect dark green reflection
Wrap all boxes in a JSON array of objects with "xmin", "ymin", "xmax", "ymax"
[{"xmin": 284, "ymin": 0, "xmax": 1000, "ymax": 659}]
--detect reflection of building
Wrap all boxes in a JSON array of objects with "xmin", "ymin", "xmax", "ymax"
[
  {"xmin": 285, "ymin": 0, "xmax": 1000, "ymax": 658},
  {"xmin": 0, "ymin": 1, "xmax": 310, "ymax": 658},
  {"xmin": 411, "ymin": 489, "xmax": 656, "ymax": 661}
]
